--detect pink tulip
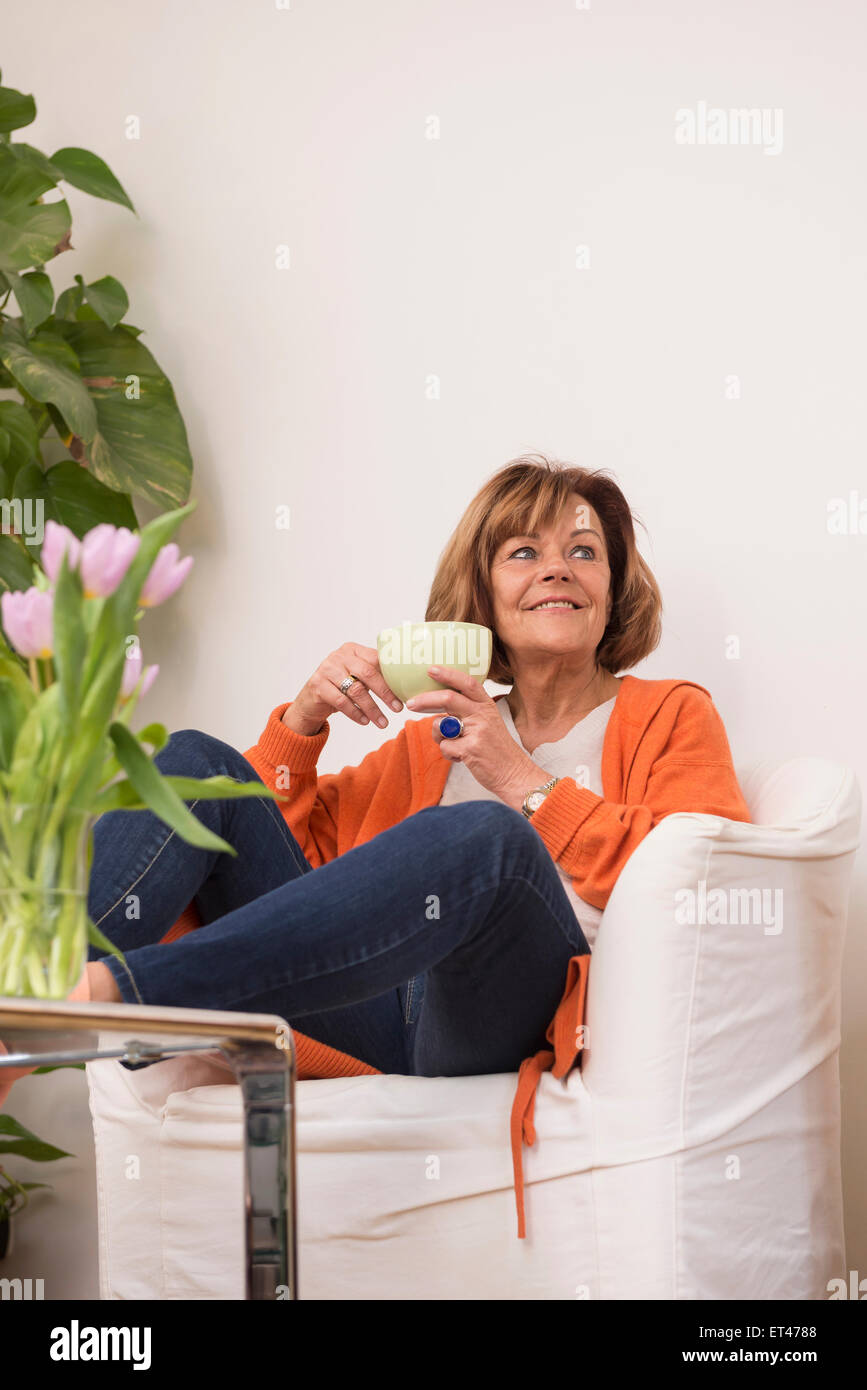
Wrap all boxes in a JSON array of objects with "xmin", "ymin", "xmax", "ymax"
[
  {"xmin": 120, "ymin": 644, "xmax": 159, "ymax": 700},
  {"xmin": 140, "ymin": 543, "xmax": 194, "ymax": 607},
  {"xmin": 79, "ymin": 525, "xmax": 140, "ymax": 599},
  {"xmin": 41, "ymin": 521, "xmax": 82, "ymax": 583},
  {"xmin": 1, "ymin": 587, "xmax": 55, "ymax": 659}
]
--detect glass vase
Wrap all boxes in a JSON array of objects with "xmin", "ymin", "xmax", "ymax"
[{"xmin": 0, "ymin": 803, "xmax": 93, "ymax": 999}]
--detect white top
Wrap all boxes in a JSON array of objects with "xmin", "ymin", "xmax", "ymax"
[{"xmin": 437, "ymin": 694, "xmax": 617, "ymax": 948}]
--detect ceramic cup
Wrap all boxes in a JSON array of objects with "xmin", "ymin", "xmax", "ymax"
[{"xmin": 376, "ymin": 621, "xmax": 493, "ymax": 702}]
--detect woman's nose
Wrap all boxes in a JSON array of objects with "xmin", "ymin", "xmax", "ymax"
[{"xmin": 539, "ymin": 558, "xmax": 573, "ymax": 582}]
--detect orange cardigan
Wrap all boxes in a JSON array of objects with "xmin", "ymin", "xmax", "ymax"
[{"xmin": 160, "ymin": 674, "xmax": 751, "ymax": 1237}]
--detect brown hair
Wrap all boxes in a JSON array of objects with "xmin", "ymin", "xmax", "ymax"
[{"xmin": 425, "ymin": 452, "xmax": 662, "ymax": 683}]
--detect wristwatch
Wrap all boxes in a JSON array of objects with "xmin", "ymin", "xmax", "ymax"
[{"xmin": 521, "ymin": 775, "xmax": 563, "ymax": 819}]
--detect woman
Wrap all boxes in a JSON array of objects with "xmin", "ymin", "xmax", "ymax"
[{"xmin": 1, "ymin": 454, "xmax": 751, "ymax": 1235}]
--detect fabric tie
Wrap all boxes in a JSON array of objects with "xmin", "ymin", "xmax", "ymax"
[{"xmin": 509, "ymin": 953, "xmax": 590, "ymax": 1239}]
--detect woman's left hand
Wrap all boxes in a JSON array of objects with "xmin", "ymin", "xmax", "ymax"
[{"xmin": 404, "ymin": 666, "xmax": 546, "ymax": 810}]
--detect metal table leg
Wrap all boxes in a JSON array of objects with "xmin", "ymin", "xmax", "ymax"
[{"xmin": 0, "ymin": 997, "xmax": 297, "ymax": 1300}]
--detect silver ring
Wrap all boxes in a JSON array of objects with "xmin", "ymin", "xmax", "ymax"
[{"xmin": 338, "ymin": 673, "xmax": 362, "ymax": 696}]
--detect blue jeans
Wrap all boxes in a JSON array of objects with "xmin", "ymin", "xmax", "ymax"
[{"xmin": 87, "ymin": 730, "xmax": 589, "ymax": 1076}]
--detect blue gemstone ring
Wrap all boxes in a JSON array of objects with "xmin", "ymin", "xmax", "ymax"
[{"xmin": 439, "ymin": 716, "xmax": 464, "ymax": 739}]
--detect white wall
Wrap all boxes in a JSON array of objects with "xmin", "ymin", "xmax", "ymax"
[{"xmin": 3, "ymin": 0, "xmax": 864, "ymax": 1291}]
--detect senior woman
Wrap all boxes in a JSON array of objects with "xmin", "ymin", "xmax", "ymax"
[{"xmin": 0, "ymin": 454, "xmax": 751, "ymax": 1234}]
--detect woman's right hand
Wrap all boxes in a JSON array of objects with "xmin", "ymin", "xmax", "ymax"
[{"xmin": 282, "ymin": 643, "xmax": 404, "ymax": 735}]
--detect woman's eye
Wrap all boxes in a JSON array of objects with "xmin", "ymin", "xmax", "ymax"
[{"xmin": 509, "ymin": 544, "xmax": 595, "ymax": 560}]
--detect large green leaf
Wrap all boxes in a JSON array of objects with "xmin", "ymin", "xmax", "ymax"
[
  {"xmin": 26, "ymin": 327, "xmax": 80, "ymax": 374},
  {"xmin": 52, "ymin": 319, "xmax": 192, "ymax": 507},
  {"xmin": 8, "ymin": 142, "xmax": 64, "ymax": 184},
  {"xmin": 49, "ymin": 147, "xmax": 135, "ymax": 214},
  {"xmin": 11, "ymin": 458, "xmax": 136, "ymax": 540},
  {"xmin": 0, "ymin": 532, "xmax": 33, "ymax": 593},
  {"xmin": 0, "ymin": 145, "xmax": 70, "ymax": 273},
  {"xmin": 0, "ymin": 319, "xmax": 96, "ymax": 439},
  {"xmin": 6, "ymin": 269, "xmax": 53, "ymax": 333},
  {"xmin": 80, "ymin": 274, "xmax": 128, "ymax": 330},
  {"xmin": 0, "ymin": 86, "xmax": 36, "ymax": 135},
  {"xmin": 0, "ymin": 402, "xmax": 39, "ymax": 475},
  {"xmin": 0, "ymin": 1113, "xmax": 71, "ymax": 1162},
  {"xmin": 54, "ymin": 282, "xmax": 83, "ymax": 320},
  {"xmin": 108, "ymin": 722, "xmax": 238, "ymax": 855}
]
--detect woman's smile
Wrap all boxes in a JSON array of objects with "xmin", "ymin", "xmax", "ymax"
[{"xmin": 526, "ymin": 602, "xmax": 584, "ymax": 613}]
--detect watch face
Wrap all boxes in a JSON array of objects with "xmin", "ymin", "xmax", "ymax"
[{"xmin": 527, "ymin": 791, "xmax": 545, "ymax": 813}]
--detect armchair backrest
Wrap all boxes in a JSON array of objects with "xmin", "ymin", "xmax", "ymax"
[{"xmin": 579, "ymin": 758, "xmax": 861, "ymax": 1163}]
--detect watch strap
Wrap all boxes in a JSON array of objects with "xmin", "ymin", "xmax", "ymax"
[{"xmin": 521, "ymin": 776, "xmax": 563, "ymax": 818}]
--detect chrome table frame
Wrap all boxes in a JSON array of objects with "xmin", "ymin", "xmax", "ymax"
[{"xmin": 0, "ymin": 996, "xmax": 297, "ymax": 1300}]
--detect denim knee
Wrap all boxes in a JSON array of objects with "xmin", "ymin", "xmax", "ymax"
[
  {"xmin": 432, "ymin": 797, "xmax": 537, "ymax": 847},
  {"xmin": 155, "ymin": 728, "xmax": 261, "ymax": 783}
]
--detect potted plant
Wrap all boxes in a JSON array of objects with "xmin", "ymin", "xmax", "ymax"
[
  {"xmin": 0, "ymin": 66, "xmax": 193, "ymax": 593},
  {"xmin": 0, "ymin": 1103, "xmax": 72, "ymax": 1259},
  {"xmin": 0, "ymin": 72, "xmax": 272, "ymax": 998}
]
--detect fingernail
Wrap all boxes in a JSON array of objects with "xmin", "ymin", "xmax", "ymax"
[
  {"xmin": 361, "ymin": 716, "xmax": 369, "ymax": 724},
  {"xmin": 391, "ymin": 700, "xmax": 402, "ymax": 710},
  {"xmin": 377, "ymin": 717, "xmax": 387, "ymax": 728}
]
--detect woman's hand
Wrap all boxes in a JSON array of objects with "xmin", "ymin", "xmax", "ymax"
[
  {"xmin": 283, "ymin": 643, "xmax": 404, "ymax": 735},
  {"xmin": 405, "ymin": 666, "xmax": 547, "ymax": 810}
]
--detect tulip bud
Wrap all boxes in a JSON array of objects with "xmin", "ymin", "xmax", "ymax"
[
  {"xmin": 80, "ymin": 525, "xmax": 140, "ymax": 599},
  {"xmin": 140, "ymin": 543, "xmax": 194, "ymax": 607},
  {"xmin": 1, "ymin": 587, "xmax": 55, "ymax": 659}
]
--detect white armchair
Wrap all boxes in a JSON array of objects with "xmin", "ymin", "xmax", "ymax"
[{"xmin": 86, "ymin": 756, "xmax": 860, "ymax": 1300}]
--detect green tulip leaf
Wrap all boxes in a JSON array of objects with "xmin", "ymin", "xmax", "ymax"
[
  {"xmin": 0, "ymin": 674, "xmax": 29, "ymax": 769},
  {"xmin": 51, "ymin": 550, "xmax": 86, "ymax": 726},
  {"xmin": 8, "ymin": 683, "xmax": 58, "ymax": 787},
  {"xmin": 0, "ymin": 648, "xmax": 35, "ymax": 703},
  {"xmin": 108, "ymin": 721, "xmax": 238, "ymax": 855},
  {"xmin": 93, "ymin": 773, "xmax": 282, "ymax": 815},
  {"xmin": 135, "ymin": 722, "xmax": 169, "ymax": 752}
]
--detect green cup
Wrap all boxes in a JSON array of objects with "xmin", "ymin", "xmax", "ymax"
[{"xmin": 376, "ymin": 621, "xmax": 493, "ymax": 702}]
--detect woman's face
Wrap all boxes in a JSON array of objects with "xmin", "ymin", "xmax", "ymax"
[{"xmin": 488, "ymin": 494, "xmax": 613, "ymax": 672}]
